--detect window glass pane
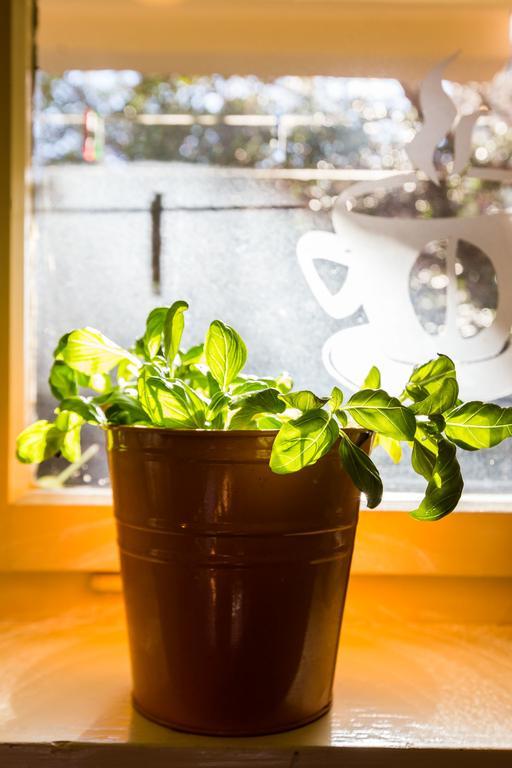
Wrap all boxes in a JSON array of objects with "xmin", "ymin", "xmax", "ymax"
[{"xmin": 32, "ymin": 71, "xmax": 512, "ymax": 495}]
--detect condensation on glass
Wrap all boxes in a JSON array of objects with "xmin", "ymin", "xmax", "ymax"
[{"xmin": 32, "ymin": 71, "xmax": 512, "ymax": 493}]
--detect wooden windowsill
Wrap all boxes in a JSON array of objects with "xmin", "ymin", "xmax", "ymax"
[{"xmin": 0, "ymin": 573, "xmax": 511, "ymax": 767}]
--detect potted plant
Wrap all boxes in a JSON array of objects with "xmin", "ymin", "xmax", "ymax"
[{"xmin": 16, "ymin": 301, "xmax": 512, "ymax": 736}]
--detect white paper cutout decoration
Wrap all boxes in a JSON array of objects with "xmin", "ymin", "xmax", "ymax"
[
  {"xmin": 406, "ymin": 53, "xmax": 458, "ymax": 185},
  {"xmin": 298, "ymin": 55, "xmax": 512, "ymax": 400}
]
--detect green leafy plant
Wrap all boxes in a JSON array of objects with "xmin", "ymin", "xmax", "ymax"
[{"xmin": 16, "ymin": 301, "xmax": 512, "ymax": 520}]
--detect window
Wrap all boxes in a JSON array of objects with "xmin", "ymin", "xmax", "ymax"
[
  {"xmin": 3, "ymin": 0, "xmax": 512, "ymax": 574},
  {"xmin": 32, "ymin": 68, "xmax": 512, "ymax": 496}
]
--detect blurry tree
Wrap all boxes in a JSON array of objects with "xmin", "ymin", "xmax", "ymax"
[{"xmin": 35, "ymin": 72, "xmax": 413, "ymax": 169}]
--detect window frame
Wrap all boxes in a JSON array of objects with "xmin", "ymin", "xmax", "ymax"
[
  {"xmin": 2, "ymin": 0, "xmax": 512, "ymax": 575},
  {"xmin": 38, "ymin": 0, "xmax": 512, "ymax": 82}
]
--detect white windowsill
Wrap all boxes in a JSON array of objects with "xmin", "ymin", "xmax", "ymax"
[
  {"xmin": 16, "ymin": 484, "xmax": 512, "ymax": 514},
  {"xmin": 0, "ymin": 573, "xmax": 511, "ymax": 767}
]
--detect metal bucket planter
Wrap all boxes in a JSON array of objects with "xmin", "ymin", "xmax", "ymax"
[{"xmin": 107, "ymin": 426, "xmax": 371, "ymax": 736}]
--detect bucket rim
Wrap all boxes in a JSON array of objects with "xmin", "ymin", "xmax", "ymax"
[{"xmin": 105, "ymin": 424, "xmax": 372, "ymax": 439}]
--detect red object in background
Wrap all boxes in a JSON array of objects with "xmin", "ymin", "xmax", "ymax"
[{"xmin": 82, "ymin": 108, "xmax": 104, "ymax": 163}]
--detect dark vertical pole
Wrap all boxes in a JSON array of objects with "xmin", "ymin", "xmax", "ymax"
[{"xmin": 151, "ymin": 192, "xmax": 162, "ymax": 294}]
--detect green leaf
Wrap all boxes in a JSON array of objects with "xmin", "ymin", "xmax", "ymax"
[
  {"xmin": 16, "ymin": 410, "xmax": 85, "ymax": 464},
  {"xmin": 279, "ymin": 390, "xmax": 327, "ymax": 411},
  {"xmin": 59, "ymin": 396, "xmax": 107, "ymax": 424},
  {"xmin": 206, "ymin": 390, "xmax": 231, "ymax": 424},
  {"xmin": 89, "ymin": 373, "xmax": 113, "ymax": 393},
  {"xmin": 275, "ymin": 373, "xmax": 293, "ymax": 394},
  {"xmin": 228, "ymin": 412, "xmax": 255, "ymax": 430},
  {"xmin": 429, "ymin": 414, "xmax": 446, "ymax": 433},
  {"xmin": 338, "ymin": 431, "xmax": 383, "ymax": 508},
  {"xmin": 53, "ymin": 332, "xmax": 71, "ymax": 360},
  {"xmin": 101, "ymin": 392, "xmax": 149, "ymax": 425},
  {"xmin": 415, "ymin": 422, "xmax": 439, "ymax": 455},
  {"xmin": 406, "ymin": 383, "xmax": 429, "ymax": 402},
  {"xmin": 132, "ymin": 336, "xmax": 145, "ymax": 358},
  {"xmin": 230, "ymin": 379, "xmax": 270, "ymax": 396},
  {"xmin": 363, "ymin": 366, "xmax": 381, "ymax": 389},
  {"xmin": 180, "ymin": 343, "xmax": 204, "ymax": 366},
  {"xmin": 163, "ymin": 301, "xmax": 189, "ymax": 370},
  {"xmin": 256, "ymin": 415, "xmax": 283, "ymax": 429},
  {"xmin": 269, "ymin": 409, "xmax": 339, "ymax": 474},
  {"xmin": 208, "ymin": 413, "xmax": 224, "ymax": 429},
  {"xmin": 16, "ymin": 420, "xmax": 54, "ymax": 464},
  {"xmin": 49, "ymin": 361, "xmax": 78, "ymax": 401},
  {"xmin": 62, "ymin": 328, "xmax": 134, "ymax": 375},
  {"xmin": 175, "ymin": 365, "xmax": 211, "ymax": 396},
  {"xmin": 327, "ymin": 386, "xmax": 343, "ymax": 413},
  {"xmin": 54, "ymin": 410, "xmax": 83, "ymax": 463},
  {"xmin": 205, "ymin": 371, "xmax": 221, "ymax": 397},
  {"xmin": 138, "ymin": 370, "xmax": 206, "ymax": 428},
  {"xmin": 137, "ymin": 366, "xmax": 167, "ymax": 423},
  {"xmin": 143, "ymin": 307, "xmax": 167, "ymax": 359},
  {"xmin": 411, "ymin": 439, "xmax": 463, "ymax": 521},
  {"xmin": 345, "ymin": 389, "xmax": 416, "ymax": 441},
  {"xmin": 374, "ymin": 434, "xmax": 402, "ymax": 463},
  {"xmin": 116, "ymin": 358, "xmax": 140, "ymax": 386},
  {"xmin": 406, "ymin": 354, "xmax": 456, "ymax": 396},
  {"xmin": 230, "ymin": 388, "xmax": 285, "ymax": 430},
  {"xmin": 411, "ymin": 438, "xmax": 438, "ymax": 481},
  {"xmin": 444, "ymin": 401, "xmax": 512, "ymax": 450},
  {"xmin": 409, "ymin": 377, "xmax": 459, "ymax": 416},
  {"xmin": 236, "ymin": 388, "xmax": 285, "ymax": 415},
  {"xmin": 205, "ymin": 319, "xmax": 247, "ymax": 390},
  {"xmin": 230, "ymin": 375, "xmax": 292, "ymax": 397},
  {"xmin": 49, "ymin": 358, "xmax": 114, "ymax": 402}
]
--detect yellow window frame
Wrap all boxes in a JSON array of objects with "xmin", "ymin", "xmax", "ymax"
[
  {"xmin": 2, "ymin": 0, "xmax": 512, "ymax": 575},
  {"xmin": 39, "ymin": 0, "xmax": 512, "ymax": 81}
]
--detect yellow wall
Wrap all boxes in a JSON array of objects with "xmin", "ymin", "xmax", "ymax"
[{"xmin": 39, "ymin": 0, "xmax": 511, "ymax": 80}]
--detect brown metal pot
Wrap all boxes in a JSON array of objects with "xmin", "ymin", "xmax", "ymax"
[{"xmin": 107, "ymin": 426, "xmax": 371, "ymax": 736}]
